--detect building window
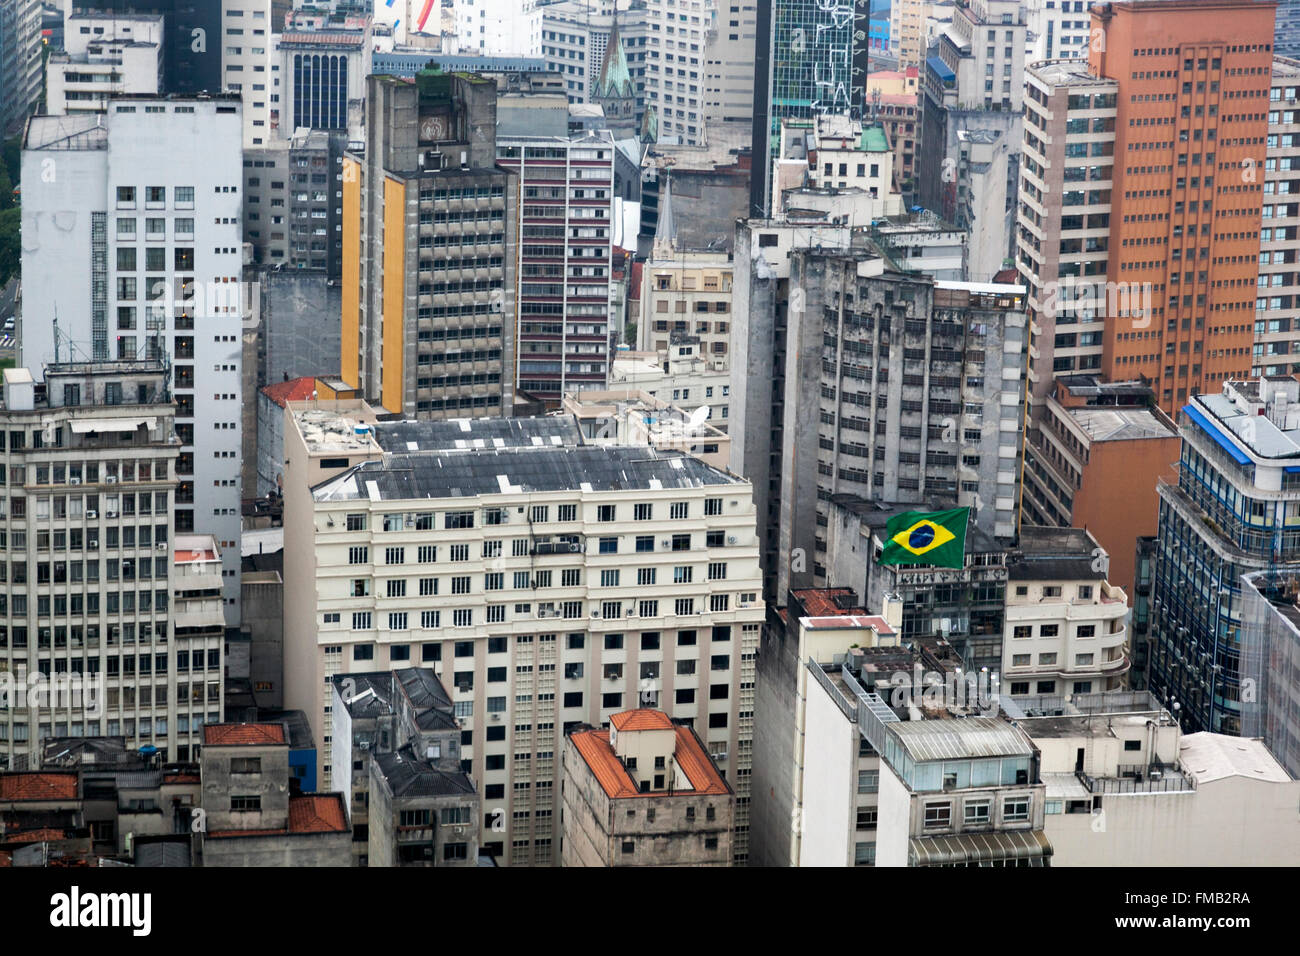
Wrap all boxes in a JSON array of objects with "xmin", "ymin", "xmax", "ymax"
[{"xmin": 923, "ymin": 802, "xmax": 951, "ymax": 828}]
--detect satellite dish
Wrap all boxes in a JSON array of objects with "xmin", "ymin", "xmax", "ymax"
[{"xmin": 686, "ymin": 405, "xmax": 710, "ymax": 433}]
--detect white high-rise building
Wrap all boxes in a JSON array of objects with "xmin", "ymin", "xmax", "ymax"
[
  {"xmin": 455, "ymin": 0, "xmax": 542, "ymax": 57},
  {"xmin": 46, "ymin": 13, "xmax": 164, "ymax": 116},
  {"xmin": 20, "ymin": 96, "xmax": 247, "ymax": 624},
  {"xmin": 221, "ymin": 0, "xmax": 276, "ymax": 148}
]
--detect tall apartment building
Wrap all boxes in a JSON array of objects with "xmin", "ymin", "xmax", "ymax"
[
  {"xmin": 916, "ymin": 0, "xmax": 1027, "ymax": 261},
  {"xmin": 890, "ymin": 0, "xmax": 930, "ymax": 69},
  {"xmin": 1017, "ymin": 61, "xmax": 1118, "ymax": 409},
  {"xmin": 243, "ymin": 128, "xmax": 346, "ymax": 275},
  {"xmin": 640, "ymin": 0, "xmax": 712, "ymax": 146},
  {"xmin": 20, "ymin": 97, "xmax": 247, "ymax": 621},
  {"xmin": 1024, "ymin": 0, "xmax": 1092, "ymax": 63},
  {"xmin": 0, "ymin": 362, "xmax": 184, "ymax": 770},
  {"xmin": 702, "ymin": 1, "xmax": 757, "ymax": 133},
  {"xmin": 1275, "ymin": 0, "xmax": 1300, "ymax": 59},
  {"xmin": 341, "ymin": 70, "xmax": 518, "ymax": 418},
  {"xmin": 734, "ymin": 236, "xmax": 1027, "ymax": 599},
  {"xmin": 221, "ymin": 0, "xmax": 274, "ymax": 148},
  {"xmin": 1087, "ymin": 0, "xmax": 1277, "ymax": 413},
  {"xmin": 496, "ymin": 95, "xmax": 616, "ymax": 405},
  {"xmin": 0, "ymin": 0, "xmax": 44, "ymax": 134},
  {"xmin": 1254, "ymin": 57, "xmax": 1300, "ymax": 376},
  {"xmin": 1020, "ymin": 375, "xmax": 1179, "ymax": 597},
  {"xmin": 1149, "ymin": 377, "xmax": 1300, "ymax": 737},
  {"xmin": 281, "ymin": 406, "xmax": 766, "ymax": 865},
  {"xmin": 46, "ymin": 13, "xmax": 164, "ymax": 117},
  {"xmin": 455, "ymin": 0, "xmax": 541, "ymax": 57}
]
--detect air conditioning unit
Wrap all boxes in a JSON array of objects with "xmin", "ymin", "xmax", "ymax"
[
  {"xmin": 106, "ymin": 476, "xmax": 117, "ymax": 483},
  {"xmin": 661, "ymin": 540, "xmax": 672, "ymax": 549},
  {"xmin": 69, "ymin": 477, "xmax": 81, "ymax": 485},
  {"xmin": 456, "ymin": 681, "xmax": 470, "ymax": 692},
  {"xmin": 107, "ymin": 511, "xmax": 118, "ymax": 518},
  {"xmin": 156, "ymin": 543, "xmax": 168, "ymax": 552},
  {"xmin": 358, "ymin": 740, "xmax": 370, "ymax": 751},
  {"xmin": 727, "ymin": 535, "xmax": 738, "ymax": 545},
  {"xmin": 590, "ymin": 610, "xmax": 600, "ymax": 618},
  {"xmin": 86, "ymin": 511, "xmax": 98, "ymax": 519},
  {"xmin": 490, "ymin": 713, "xmax": 501, "ymax": 722}
]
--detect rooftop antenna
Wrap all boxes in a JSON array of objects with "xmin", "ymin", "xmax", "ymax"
[{"xmin": 53, "ymin": 307, "xmax": 59, "ymax": 364}]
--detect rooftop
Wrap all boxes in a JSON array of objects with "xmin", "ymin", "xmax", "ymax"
[
  {"xmin": 373, "ymin": 747, "xmax": 477, "ymax": 797},
  {"xmin": 312, "ymin": 445, "xmax": 742, "ymax": 503},
  {"xmin": 888, "ymin": 717, "xmax": 1036, "ymax": 762},
  {"xmin": 1066, "ymin": 405, "xmax": 1178, "ymax": 443},
  {"xmin": 202, "ymin": 723, "xmax": 287, "ymax": 747},
  {"xmin": 1008, "ymin": 527, "xmax": 1105, "ymax": 582},
  {"xmin": 1028, "ymin": 58, "xmax": 1118, "ymax": 88},
  {"xmin": 208, "ymin": 794, "xmax": 350, "ymax": 838},
  {"xmin": 1179, "ymin": 733, "xmax": 1292, "ymax": 785},
  {"xmin": 0, "ymin": 773, "xmax": 78, "ymax": 802},
  {"xmin": 261, "ymin": 377, "xmax": 321, "ymax": 409},
  {"xmin": 792, "ymin": 588, "xmax": 867, "ymax": 617},
  {"xmin": 331, "ymin": 668, "xmax": 457, "ymax": 731},
  {"xmin": 371, "ymin": 416, "xmax": 582, "ymax": 454},
  {"xmin": 609, "ymin": 710, "xmax": 675, "ymax": 732},
  {"xmin": 569, "ymin": 724, "xmax": 732, "ymax": 800}
]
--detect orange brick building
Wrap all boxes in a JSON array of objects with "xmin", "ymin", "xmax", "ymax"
[{"xmin": 1090, "ymin": 0, "xmax": 1277, "ymax": 413}]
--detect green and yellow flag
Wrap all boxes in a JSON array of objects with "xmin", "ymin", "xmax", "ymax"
[{"xmin": 878, "ymin": 507, "xmax": 969, "ymax": 569}]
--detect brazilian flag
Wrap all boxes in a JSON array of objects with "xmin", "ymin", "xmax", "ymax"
[{"xmin": 879, "ymin": 507, "xmax": 969, "ymax": 569}]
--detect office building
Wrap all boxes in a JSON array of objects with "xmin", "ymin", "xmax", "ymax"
[
  {"xmin": 281, "ymin": 405, "xmax": 765, "ymax": 865},
  {"xmin": 221, "ymin": 0, "xmax": 275, "ymax": 148},
  {"xmin": 1149, "ymin": 377, "xmax": 1300, "ymax": 736},
  {"xmin": 1087, "ymin": 0, "xmax": 1277, "ymax": 413},
  {"xmin": 21, "ymin": 97, "xmax": 246, "ymax": 620},
  {"xmin": 609, "ymin": 338, "xmax": 732, "ymax": 429},
  {"xmin": 496, "ymin": 95, "xmax": 617, "ymax": 405},
  {"xmin": 562, "ymin": 709, "xmax": 734, "ymax": 866},
  {"xmin": 541, "ymin": 0, "xmax": 648, "ymax": 106},
  {"xmin": 278, "ymin": 18, "xmax": 372, "ymax": 138},
  {"xmin": 341, "ymin": 70, "xmax": 518, "ymax": 418},
  {"xmin": 1024, "ymin": 0, "xmax": 1092, "ymax": 63},
  {"xmin": 0, "ymin": 362, "xmax": 186, "ymax": 769}
]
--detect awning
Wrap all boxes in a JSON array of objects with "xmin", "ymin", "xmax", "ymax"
[
  {"xmin": 70, "ymin": 417, "xmax": 154, "ymax": 434},
  {"xmin": 909, "ymin": 829, "xmax": 1052, "ymax": 866}
]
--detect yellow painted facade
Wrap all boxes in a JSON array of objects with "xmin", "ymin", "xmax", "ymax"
[
  {"xmin": 340, "ymin": 155, "xmax": 362, "ymax": 389},
  {"xmin": 381, "ymin": 175, "xmax": 406, "ymax": 415}
]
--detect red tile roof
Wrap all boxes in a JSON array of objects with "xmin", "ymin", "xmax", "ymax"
[
  {"xmin": 289, "ymin": 795, "xmax": 348, "ymax": 834},
  {"xmin": 0, "ymin": 773, "xmax": 78, "ymax": 802},
  {"xmin": 163, "ymin": 772, "xmax": 200, "ymax": 785},
  {"xmin": 208, "ymin": 795, "xmax": 348, "ymax": 839},
  {"xmin": 3, "ymin": 827, "xmax": 71, "ymax": 844},
  {"xmin": 609, "ymin": 709, "xmax": 675, "ymax": 732},
  {"xmin": 261, "ymin": 376, "xmax": 320, "ymax": 408},
  {"xmin": 202, "ymin": 723, "xmax": 286, "ymax": 746},
  {"xmin": 570, "ymin": 724, "xmax": 732, "ymax": 800},
  {"xmin": 794, "ymin": 588, "xmax": 867, "ymax": 617}
]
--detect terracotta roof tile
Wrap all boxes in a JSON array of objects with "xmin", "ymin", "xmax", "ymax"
[
  {"xmin": 609, "ymin": 709, "xmax": 674, "ymax": 732},
  {"xmin": 793, "ymin": 588, "xmax": 868, "ymax": 618},
  {"xmin": 289, "ymin": 795, "xmax": 348, "ymax": 834},
  {"xmin": 3, "ymin": 827, "xmax": 73, "ymax": 844},
  {"xmin": 202, "ymin": 723, "xmax": 286, "ymax": 747},
  {"xmin": 163, "ymin": 772, "xmax": 200, "ymax": 785},
  {"xmin": 260, "ymin": 376, "xmax": 320, "ymax": 408},
  {"xmin": 0, "ymin": 773, "xmax": 78, "ymax": 802},
  {"xmin": 570, "ymin": 724, "xmax": 732, "ymax": 800}
]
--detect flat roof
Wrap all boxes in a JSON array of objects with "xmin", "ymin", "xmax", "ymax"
[
  {"xmin": 889, "ymin": 717, "xmax": 1035, "ymax": 762},
  {"xmin": 312, "ymin": 445, "xmax": 742, "ymax": 503},
  {"xmin": 371, "ymin": 415, "xmax": 582, "ymax": 454},
  {"xmin": 1179, "ymin": 733, "xmax": 1292, "ymax": 784},
  {"xmin": 1066, "ymin": 405, "xmax": 1177, "ymax": 443}
]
